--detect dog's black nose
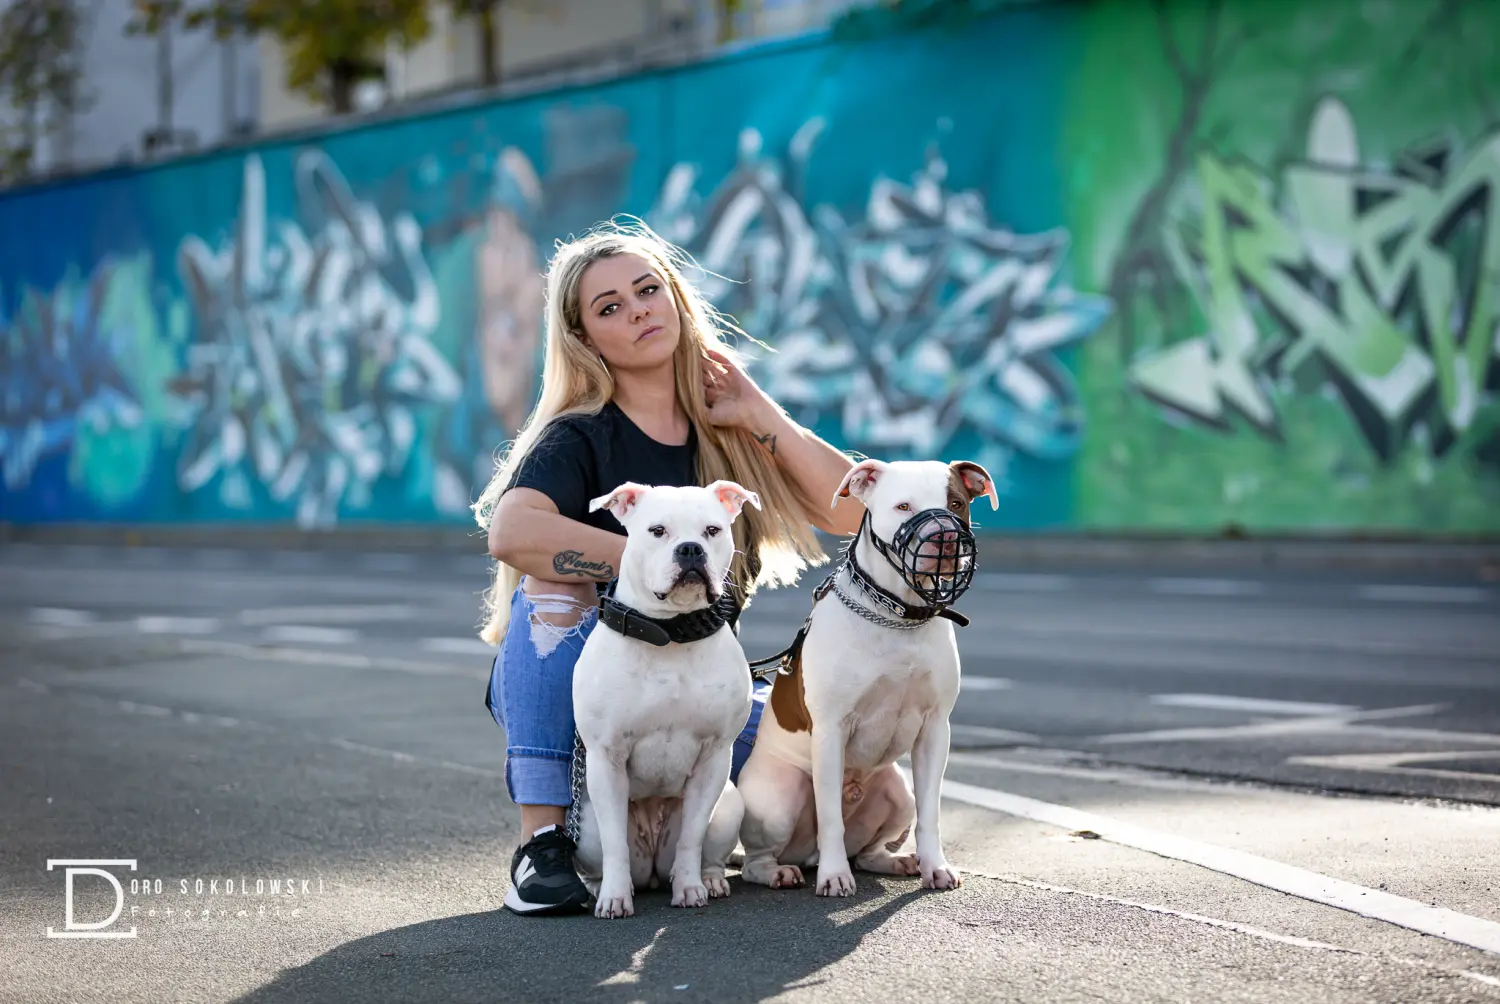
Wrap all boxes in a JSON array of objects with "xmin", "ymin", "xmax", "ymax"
[{"xmin": 674, "ymin": 541, "xmax": 707, "ymax": 566}]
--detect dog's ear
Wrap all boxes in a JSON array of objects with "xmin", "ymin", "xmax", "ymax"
[
  {"xmin": 706, "ymin": 480, "xmax": 761, "ymax": 521},
  {"xmin": 949, "ymin": 461, "xmax": 998, "ymax": 511},
  {"xmin": 589, "ymin": 482, "xmax": 651, "ymax": 524},
  {"xmin": 831, "ymin": 458, "xmax": 887, "ymax": 508}
]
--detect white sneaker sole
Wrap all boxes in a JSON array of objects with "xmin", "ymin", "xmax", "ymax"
[{"xmin": 503, "ymin": 883, "xmax": 588, "ymax": 915}]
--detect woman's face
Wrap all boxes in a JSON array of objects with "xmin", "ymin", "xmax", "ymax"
[{"xmin": 575, "ymin": 253, "xmax": 682, "ymax": 372}]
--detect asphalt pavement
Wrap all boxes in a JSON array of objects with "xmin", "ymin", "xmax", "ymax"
[{"xmin": 3, "ymin": 540, "xmax": 1499, "ymax": 1003}]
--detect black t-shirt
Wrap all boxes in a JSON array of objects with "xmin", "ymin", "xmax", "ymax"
[{"xmin": 504, "ymin": 401, "xmax": 700, "ymax": 535}]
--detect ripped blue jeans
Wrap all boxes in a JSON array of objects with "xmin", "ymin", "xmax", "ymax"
[{"xmin": 485, "ymin": 581, "xmax": 769, "ymax": 806}]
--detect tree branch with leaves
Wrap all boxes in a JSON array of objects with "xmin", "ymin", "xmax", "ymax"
[
  {"xmin": 0, "ymin": 0, "xmax": 92, "ymax": 184},
  {"xmin": 131, "ymin": 0, "xmax": 433, "ymax": 114}
]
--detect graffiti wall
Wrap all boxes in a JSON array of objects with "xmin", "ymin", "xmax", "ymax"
[
  {"xmin": 1063, "ymin": 0, "xmax": 1500, "ymax": 533},
  {"xmin": 2, "ymin": 0, "xmax": 1498, "ymax": 534}
]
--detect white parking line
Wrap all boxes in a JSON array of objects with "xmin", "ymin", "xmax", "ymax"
[
  {"xmin": 937, "ymin": 776, "xmax": 1500, "ymax": 955},
  {"xmin": 950, "ymin": 724, "xmax": 1040, "ymax": 745},
  {"xmin": 27, "ymin": 607, "xmax": 99, "ymax": 627},
  {"xmin": 976, "ymin": 573, "xmax": 1072, "ymax": 592},
  {"xmin": 135, "ymin": 616, "xmax": 221, "ymax": 635},
  {"xmin": 419, "ymin": 637, "xmax": 496, "ymax": 656},
  {"xmin": 960, "ymin": 676, "xmax": 1013, "ymax": 692},
  {"xmin": 1287, "ymin": 750, "xmax": 1500, "ymax": 783},
  {"xmin": 240, "ymin": 604, "xmax": 414, "ymax": 626},
  {"xmin": 261, "ymin": 625, "xmax": 358, "ymax": 646},
  {"xmin": 1148, "ymin": 577, "xmax": 1266, "ymax": 597},
  {"xmin": 1357, "ymin": 584, "xmax": 1489, "ymax": 604},
  {"xmin": 1090, "ymin": 702, "xmax": 1448, "ymax": 745},
  {"xmin": 1151, "ymin": 693, "xmax": 1359, "ymax": 716}
]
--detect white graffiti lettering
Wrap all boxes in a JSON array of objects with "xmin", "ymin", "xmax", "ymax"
[{"xmin": 170, "ymin": 150, "xmax": 460, "ymax": 526}]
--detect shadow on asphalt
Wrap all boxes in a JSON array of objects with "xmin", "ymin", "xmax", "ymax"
[{"xmin": 231, "ymin": 876, "xmax": 927, "ymax": 1004}]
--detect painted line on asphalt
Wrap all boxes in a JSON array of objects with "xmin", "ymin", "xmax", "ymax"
[
  {"xmin": 1148, "ymin": 577, "xmax": 1267, "ymax": 597},
  {"xmin": 135, "ymin": 616, "xmax": 222, "ymax": 635},
  {"xmin": 1088, "ymin": 702, "xmax": 1451, "ymax": 746},
  {"xmin": 176, "ymin": 638, "xmax": 489, "ymax": 680},
  {"xmin": 971, "ymin": 870, "xmax": 1500, "ymax": 991},
  {"xmin": 938, "ymin": 776, "xmax": 1500, "ymax": 955},
  {"xmin": 1358, "ymin": 584, "xmax": 1490, "ymax": 604},
  {"xmin": 1150, "ymin": 693, "xmax": 1359, "ymax": 717},
  {"xmin": 965, "ymin": 869, "xmax": 1357, "ymax": 954},
  {"xmin": 17, "ymin": 679, "xmax": 263, "ymax": 731},
  {"xmin": 420, "ymin": 637, "xmax": 497, "ymax": 656},
  {"xmin": 1287, "ymin": 750, "xmax": 1500, "ymax": 784},
  {"xmin": 946, "ymin": 751, "xmax": 1241, "ymax": 795},
  {"xmin": 959, "ymin": 675, "xmax": 1013, "ymax": 692},
  {"xmin": 950, "ymin": 724, "xmax": 1041, "ymax": 746},
  {"xmin": 16, "ymin": 678, "xmax": 501, "ymax": 778},
  {"xmin": 27, "ymin": 607, "xmax": 100, "ymax": 627},
  {"xmin": 240, "ymin": 604, "xmax": 416, "ymax": 626},
  {"xmin": 261, "ymin": 625, "xmax": 359, "ymax": 646}
]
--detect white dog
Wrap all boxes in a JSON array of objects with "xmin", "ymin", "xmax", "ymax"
[
  {"xmin": 572, "ymin": 480, "xmax": 759, "ymax": 919},
  {"xmin": 736, "ymin": 458, "xmax": 996, "ymax": 896}
]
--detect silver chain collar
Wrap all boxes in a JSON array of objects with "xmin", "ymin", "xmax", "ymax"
[{"xmin": 831, "ymin": 563, "xmax": 930, "ymax": 631}]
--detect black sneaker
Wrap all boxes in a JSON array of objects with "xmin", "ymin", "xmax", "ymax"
[{"xmin": 503, "ymin": 825, "xmax": 591, "ymax": 915}]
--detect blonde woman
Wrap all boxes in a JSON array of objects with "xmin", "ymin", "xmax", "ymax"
[{"xmin": 473, "ymin": 219, "xmax": 862, "ymax": 915}]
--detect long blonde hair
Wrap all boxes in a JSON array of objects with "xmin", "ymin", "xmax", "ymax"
[{"xmin": 472, "ymin": 217, "xmax": 828, "ymax": 644}]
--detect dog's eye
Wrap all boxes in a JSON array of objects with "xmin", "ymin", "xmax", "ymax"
[
  {"xmin": 705, "ymin": 525, "xmax": 722, "ymax": 537},
  {"xmin": 950, "ymin": 500, "xmax": 962, "ymax": 510},
  {"xmin": 895, "ymin": 502, "xmax": 912, "ymax": 512},
  {"xmin": 649, "ymin": 525, "xmax": 667, "ymax": 538}
]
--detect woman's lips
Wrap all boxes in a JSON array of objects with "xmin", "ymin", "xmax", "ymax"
[{"xmin": 636, "ymin": 324, "xmax": 662, "ymax": 342}]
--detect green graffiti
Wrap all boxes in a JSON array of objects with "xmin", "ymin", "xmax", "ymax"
[{"xmin": 1130, "ymin": 97, "xmax": 1500, "ymax": 461}]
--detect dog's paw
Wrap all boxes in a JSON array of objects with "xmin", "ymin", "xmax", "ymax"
[
  {"xmin": 921, "ymin": 862, "xmax": 962, "ymax": 891},
  {"xmin": 671, "ymin": 880, "xmax": 709, "ymax": 908},
  {"xmin": 703, "ymin": 872, "xmax": 731, "ymax": 899},
  {"xmin": 594, "ymin": 881, "xmax": 635, "ymax": 919},
  {"xmin": 770, "ymin": 865, "xmax": 804, "ymax": 889},
  {"xmin": 815, "ymin": 866, "xmax": 857, "ymax": 898}
]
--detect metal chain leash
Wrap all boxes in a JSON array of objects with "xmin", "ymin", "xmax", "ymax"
[{"xmin": 565, "ymin": 729, "xmax": 587, "ymax": 843}]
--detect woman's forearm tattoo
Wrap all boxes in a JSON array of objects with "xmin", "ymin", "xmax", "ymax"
[
  {"xmin": 552, "ymin": 550, "xmax": 614, "ymax": 579},
  {"xmin": 753, "ymin": 431, "xmax": 777, "ymax": 456}
]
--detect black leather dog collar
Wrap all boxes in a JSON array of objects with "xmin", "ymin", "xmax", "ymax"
[{"xmin": 596, "ymin": 580, "xmax": 739, "ymax": 647}]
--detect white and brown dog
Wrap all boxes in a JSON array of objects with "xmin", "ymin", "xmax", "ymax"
[
  {"xmin": 572, "ymin": 480, "xmax": 759, "ymax": 919},
  {"xmin": 735, "ymin": 458, "xmax": 996, "ymax": 896}
]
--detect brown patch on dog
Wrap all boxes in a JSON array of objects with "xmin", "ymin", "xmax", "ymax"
[
  {"xmin": 945, "ymin": 467, "xmax": 973, "ymax": 524},
  {"xmin": 768, "ymin": 650, "xmax": 812, "ymax": 733}
]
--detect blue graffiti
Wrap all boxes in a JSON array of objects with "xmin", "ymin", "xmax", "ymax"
[
  {"xmin": 0, "ymin": 263, "xmax": 143, "ymax": 490},
  {"xmin": 653, "ymin": 122, "xmax": 1110, "ymax": 464}
]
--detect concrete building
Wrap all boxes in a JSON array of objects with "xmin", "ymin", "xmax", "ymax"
[
  {"xmin": 0, "ymin": 0, "xmax": 258, "ymax": 180},
  {"xmin": 0, "ymin": 0, "xmax": 857, "ymax": 185},
  {"xmin": 258, "ymin": 0, "xmax": 863, "ymax": 133}
]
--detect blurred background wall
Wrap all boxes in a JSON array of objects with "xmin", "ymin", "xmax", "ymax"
[{"xmin": 1, "ymin": 0, "xmax": 1496, "ymax": 535}]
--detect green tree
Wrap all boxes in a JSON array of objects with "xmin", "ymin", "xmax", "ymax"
[
  {"xmin": 0, "ymin": 0, "xmax": 91, "ymax": 184},
  {"xmin": 446, "ymin": 0, "xmax": 501, "ymax": 88},
  {"xmin": 130, "ymin": 0, "xmax": 433, "ymax": 114}
]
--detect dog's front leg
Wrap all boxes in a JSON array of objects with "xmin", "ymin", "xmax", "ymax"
[
  {"xmin": 670, "ymin": 746, "xmax": 731, "ymax": 909},
  {"xmin": 811, "ymin": 723, "xmax": 856, "ymax": 897},
  {"xmin": 910, "ymin": 714, "xmax": 961, "ymax": 890},
  {"xmin": 586, "ymin": 748, "xmax": 636, "ymax": 918}
]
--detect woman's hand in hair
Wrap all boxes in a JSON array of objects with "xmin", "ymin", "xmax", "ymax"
[
  {"xmin": 701, "ymin": 345, "xmax": 862, "ymax": 535},
  {"xmin": 701, "ymin": 347, "xmax": 775, "ymax": 431}
]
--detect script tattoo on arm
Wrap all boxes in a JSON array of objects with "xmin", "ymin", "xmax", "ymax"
[
  {"xmin": 752, "ymin": 432, "xmax": 777, "ymax": 456},
  {"xmin": 551, "ymin": 550, "xmax": 615, "ymax": 579}
]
